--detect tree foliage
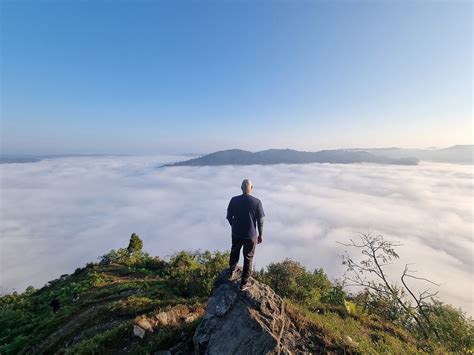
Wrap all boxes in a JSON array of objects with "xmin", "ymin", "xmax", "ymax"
[
  {"xmin": 127, "ymin": 233, "xmax": 143, "ymax": 254},
  {"xmin": 321, "ymin": 282, "xmax": 347, "ymax": 307},
  {"xmin": 423, "ymin": 300, "xmax": 473, "ymax": 352}
]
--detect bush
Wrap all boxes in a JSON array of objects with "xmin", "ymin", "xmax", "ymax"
[
  {"xmin": 23, "ymin": 286, "xmax": 36, "ymax": 296},
  {"xmin": 99, "ymin": 233, "xmax": 150, "ymax": 266},
  {"xmin": 136, "ymin": 256, "xmax": 167, "ymax": 275},
  {"xmin": 166, "ymin": 250, "xmax": 230, "ymax": 297},
  {"xmin": 352, "ymin": 288, "xmax": 408, "ymax": 323},
  {"xmin": 423, "ymin": 300, "xmax": 473, "ymax": 353},
  {"xmin": 344, "ymin": 300, "xmax": 364, "ymax": 316},
  {"xmin": 257, "ymin": 259, "xmax": 332, "ymax": 307},
  {"xmin": 321, "ymin": 283, "xmax": 347, "ymax": 307}
]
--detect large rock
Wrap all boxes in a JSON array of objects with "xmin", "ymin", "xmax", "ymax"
[
  {"xmin": 133, "ymin": 304, "xmax": 205, "ymax": 338},
  {"xmin": 193, "ymin": 268, "xmax": 306, "ymax": 355}
]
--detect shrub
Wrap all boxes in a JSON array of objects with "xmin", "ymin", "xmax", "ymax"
[
  {"xmin": 166, "ymin": 250, "xmax": 230, "ymax": 297},
  {"xmin": 344, "ymin": 300, "xmax": 364, "ymax": 316},
  {"xmin": 23, "ymin": 286, "xmax": 36, "ymax": 296},
  {"xmin": 352, "ymin": 288, "xmax": 408, "ymax": 323},
  {"xmin": 99, "ymin": 233, "xmax": 150, "ymax": 266},
  {"xmin": 321, "ymin": 283, "xmax": 347, "ymax": 307},
  {"xmin": 257, "ymin": 258, "xmax": 332, "ymax": 307},
  {"xmin": 136, "ymin": 256, "xmax": 167, "ymax": 275},
  {"xmin": 422, "ymin": 300, "xmax": 473, "ymax": 353}
]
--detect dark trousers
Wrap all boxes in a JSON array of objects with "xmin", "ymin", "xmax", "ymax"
[{"xmin": 229, "ymin": 236, "xmax": 257, "ymax": 283}]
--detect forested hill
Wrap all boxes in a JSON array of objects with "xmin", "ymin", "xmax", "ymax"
[{"xmin": 162, "ymin": 148, "xmax": 419, "ymax": 167}]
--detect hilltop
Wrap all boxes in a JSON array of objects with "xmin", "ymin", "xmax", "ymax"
[
  {"xmin": 1, "ymin": 234, "xmax": 472, "ymax": 354},
  {"xmin": 162, "ymin": 145, "xmax": 474, "ymax": 167},
  {"xmin": 162, "ymin": 148, "xmax": 419, "ymax": 167}
]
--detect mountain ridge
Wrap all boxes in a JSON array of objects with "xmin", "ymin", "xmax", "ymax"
[
  {"xmin": 345, "ymin": 145, "xmax": 473, "ymax": 164},
  {"xmin": 162, "ymin": 148, "xmax": 420, "ymax": 167}
]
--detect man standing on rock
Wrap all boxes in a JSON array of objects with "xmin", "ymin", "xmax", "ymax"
[{"xmin": 226, "ymin": 178, "xmax": 265, "ymax": 291}]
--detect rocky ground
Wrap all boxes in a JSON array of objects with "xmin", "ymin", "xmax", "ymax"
[{"xmin": 194, "ymin": 268, "xmax": 331, "ymax": 354}]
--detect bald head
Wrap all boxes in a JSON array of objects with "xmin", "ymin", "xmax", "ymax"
[{"xmin": 241, "ymin": 179, "xmax": 253, "ymax": 195}]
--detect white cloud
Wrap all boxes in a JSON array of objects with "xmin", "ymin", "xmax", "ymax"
[{"xmin": 0, "ymin": 156, "xmax": 472, "ymax": 315}]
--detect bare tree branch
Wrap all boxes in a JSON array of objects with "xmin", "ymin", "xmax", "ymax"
[{"xmin": 339, "ymin": 232, "xmax": 443, "ymax": 340}]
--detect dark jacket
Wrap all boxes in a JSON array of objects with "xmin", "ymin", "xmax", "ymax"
[{"xmin": 226, "ymin": 194, "xmax": 265, "ymax": 239}]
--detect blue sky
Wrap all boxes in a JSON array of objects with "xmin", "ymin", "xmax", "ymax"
[{"xmin": 1, "ymin": 1, "xmax": 472, "ymax": 155}]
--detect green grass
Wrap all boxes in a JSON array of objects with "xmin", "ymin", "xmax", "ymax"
[
  {"xmin": 285, "ymin": 300, "xmax": 447, "ymax": 354},
  {"xmin": 0, "ymin": 262, "xmax": 204, "ymax": 354},
  {"xmin": 64, "ymin": 321, "xmax": 132, "ymax": 354}
]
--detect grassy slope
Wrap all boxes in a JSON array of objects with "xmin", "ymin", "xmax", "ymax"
[
  {"xmin": 1, "ymin": 263, "xmax": 205, "ymax": 354},
  {"xmin": 285, "ymin": 301, "xmax": 446, "ymax": 354},
  {"xmin": 1, "ymin": 262, "xmax": 450, "ymax": 354}
]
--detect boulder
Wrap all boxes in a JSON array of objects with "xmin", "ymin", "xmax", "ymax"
[
  {"xmin": 193, "ymin": 268, "xmax": 304, "ymax": 355},
  {"xmin": 133, "ymin": 304, "xmax": 204, "ymax": 338},
  {"xmin": 133, "ymin": 325, "xmax": 146, "ymax": 339},
  {"xmin": 154, "ymin": 304, "xmax": 191, "ymax": 327}
]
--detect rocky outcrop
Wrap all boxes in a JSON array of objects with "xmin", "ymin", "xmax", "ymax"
[
  {"xmin": 133, "ymin": 304, "xmax": 205, "ymax": 339},
  {"xmin": 193, "ymin": 268, "xmax": 322, "ymax": 355}
]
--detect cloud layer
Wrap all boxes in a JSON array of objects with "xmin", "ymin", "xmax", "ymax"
[{"xmin": 1, "ymin": 156, "xmax": 472, "ymax": 314}]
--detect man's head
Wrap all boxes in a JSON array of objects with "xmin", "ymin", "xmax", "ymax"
[{"xmin": 241, "ymin": 179, "xmax": 253, "ymax": 195}]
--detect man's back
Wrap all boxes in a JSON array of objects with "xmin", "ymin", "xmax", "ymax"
[
  {"xmin": 227, "ymin": 194, "xmax": 265, "ymax": 239},
  {"xmin": 227, "ymin": 179, "xmax": 265, "ymax": 290}
]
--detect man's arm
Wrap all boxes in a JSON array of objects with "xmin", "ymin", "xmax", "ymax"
[
  {"xmin": 226, "ymin": 199, "xmax": 233, "ymax": 226},
  {"xmin": 257, "ymin": 218, "xmax": 264, "ymax": 244},
  {"xmin": 257, "ymin": 200, "xmax": 265, "ymax": 243}
]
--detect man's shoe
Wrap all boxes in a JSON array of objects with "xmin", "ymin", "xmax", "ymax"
[
  {"xmin": 240, "ymin": 280, "xmax": 253, "ymax": 291},
  {"xmin": 227, "ymin": 268, "xmax": 236, "ymax": 280}
]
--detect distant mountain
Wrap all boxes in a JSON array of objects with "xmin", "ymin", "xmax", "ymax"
[
  {"xmin": 162, "ymin": 148, "xmax": 419, "ymax": 167},
  {"xmin": 346, "ymin": 145, "xmax": 473, "ymax": 164},
  {"xmin": 0, "ymin": 153, "xmax": 139, "ymax": 164},
  {"xmin": 0, "ymin": 156, "xmax": 42, "ymax": 164}
]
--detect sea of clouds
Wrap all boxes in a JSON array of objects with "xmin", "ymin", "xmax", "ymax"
[{"xmin": 0, "ymin": 155, "xmax": 472, "ymax": 314}]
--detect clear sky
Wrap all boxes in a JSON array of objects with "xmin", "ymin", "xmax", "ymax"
[{"xmin": 1, "ymin": 1, "xmax": 472, "ymax": 155}]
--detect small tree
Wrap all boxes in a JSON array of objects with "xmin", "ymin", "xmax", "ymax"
[
  {"xmin": 339, "ymin": 233, "xmax": 440, "ymax": 340},
  {"xmin": 99, "ymin": 233, "xmax": 149, "ymax": 266},
  {"xmin": 340, "ymin": 234, "xmax": 474, "ymax": 353},
  {"xmin": 127, "ymin": 233, "xmax": 143, "ymax": 254}
]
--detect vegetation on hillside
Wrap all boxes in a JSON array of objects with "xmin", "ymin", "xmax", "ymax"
[
  {"xmin": 0, "ymin": 233, "xmax": 472, "ymax": 354},
  {"xmin": 340, "ymin": 233, "xmax": 473, "ymax": 352}
]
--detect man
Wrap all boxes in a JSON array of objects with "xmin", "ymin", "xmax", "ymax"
[
  {"xmin": 226, "ymin": 178, "xmax": 265, "ymax": 291},
  {"xmin": 49, "ymin": 298, "xmax": 60, "ymax": 313}
]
